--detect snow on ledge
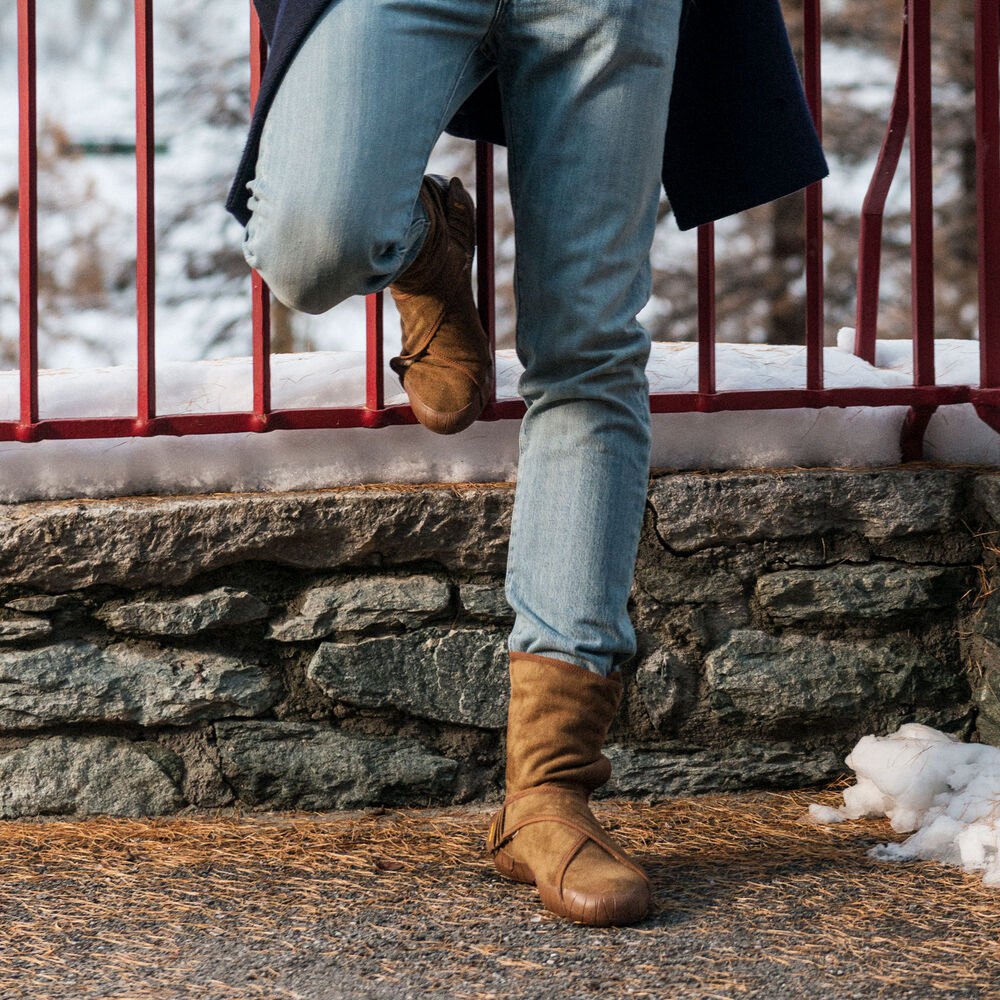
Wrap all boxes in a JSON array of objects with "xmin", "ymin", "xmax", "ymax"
[
  {"xmin": 834, "ymin": 327, "xmax": 1000, "ymax": 467},
  {"xmin": 0, "ymin": 334, "xmax": 993, "ymax": 504}
]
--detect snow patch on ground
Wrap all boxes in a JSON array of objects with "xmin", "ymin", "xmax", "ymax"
[{"xmin": 809, "ymin": 724, "xmax": 1000, "ymax": 888}]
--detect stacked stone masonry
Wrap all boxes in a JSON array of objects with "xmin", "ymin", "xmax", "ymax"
[{"xmin": 0, "ymin": 467, "xmax": 997, "ymax": 818}]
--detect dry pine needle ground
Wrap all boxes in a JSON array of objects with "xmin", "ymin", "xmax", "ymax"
[{"xmin": 0, "ymin": 784, "xmax": 997, "ymax": 1000}]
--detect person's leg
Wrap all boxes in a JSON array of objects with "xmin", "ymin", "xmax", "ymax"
[
  {"xmin": 241, "ymin": 0, "xmax": 497, "ymax": 314},
  {"xmin": 486, "ymin": 0, "xmax": 685, "ymax": 928},
  {"xmin": 498, "ymin": 0, "xmax": 685, "ymax": 677}
]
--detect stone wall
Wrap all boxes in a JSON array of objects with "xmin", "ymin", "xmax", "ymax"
[{"xmin": 0, "ymin": 466, "xmax": 997, "ymax": 818}]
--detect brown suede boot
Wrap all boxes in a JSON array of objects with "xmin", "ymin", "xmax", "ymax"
[
  {"xmin": 486, "ymin": 651, "xmax": 652, "ymax": 926},
  {"xmin": 388, "ymin": 174, "xmax": 493, "ymax": 435}
]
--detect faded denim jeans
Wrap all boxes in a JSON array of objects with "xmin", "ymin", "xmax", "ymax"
[{"xmin": 242, "ymin": 0, "xmax": 684, "ymax": 676}]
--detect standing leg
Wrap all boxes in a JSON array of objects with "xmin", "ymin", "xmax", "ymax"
[
  {"xmin": 498, "ymin": 0, "xmax": 685, "ymax": 677},
  {"xmin": 241, "ymin": 0, "xmax": 498, "ymax": 315},
  {"xmin": 486, "ymin": 0, "xmax": 685, "ymax": 927}
]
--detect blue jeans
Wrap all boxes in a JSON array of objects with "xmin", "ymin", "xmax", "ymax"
[{"xmin": 242, "ymin": 0, "xmax": 684, "ymax": 676}]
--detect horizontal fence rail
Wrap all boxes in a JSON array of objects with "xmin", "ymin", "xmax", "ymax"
[{"xmin": 6, "ymin": 0, "xmax": 1000, "ymax": 456}]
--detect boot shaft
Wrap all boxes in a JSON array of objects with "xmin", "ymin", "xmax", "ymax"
[
  {"xmin": 504, "ymin": 652, "xmax": 623, "ymax": 796},
  {"xmin": 391, "ymin": 174, "xmax": 474, "ymax": 295}
]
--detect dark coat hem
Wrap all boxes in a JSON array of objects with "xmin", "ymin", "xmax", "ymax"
[{"xmin": 226, "ymin": 0, "xmax": 830, "ymax": 233}]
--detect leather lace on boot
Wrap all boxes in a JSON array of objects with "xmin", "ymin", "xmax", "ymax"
[
  {"xmin": 388, "ymin": 174, "xmax": 493, "ymax": 435},
  {"xmin": 486, "ymin": 652, "xmax": 652, "ymax": 926}
]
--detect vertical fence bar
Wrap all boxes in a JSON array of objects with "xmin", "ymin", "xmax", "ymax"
[
  {"xmin": 135, "ymin": 0, "xmax": 156, "ymax": 428},
  {"xmin": 898, "ymin": 0, "xmax": 938, "ymax": 459},
  {"xmin": 17, "ymin": 0, "xmax": 38, "ymax": 436},
  {"xmin": 854, "ymin": 19, "xmax": 909, "ymax": 363},
  {"xmin": 908, "ymin": 0, "xmax": 936, "ymax": 385},
  {"xmin": 977, "ymin": 0, "xmax": 1000, "ymax": 389},
  {"xmin": 803, "ymin": 0, "xmax": 825, "ymax": 390},
  {"xmin": 250, "ymin": 272, "xmax": 271, "ymax": 421},
  {"xmin": 249, "ymin": 4, "xmax": 271, "ymax": 426},
  {"xmin": 475, "ymin": 140, "xmax": 496, "ymax": 399},
  {"xmin": 697, "ymin": 223, "xmax": 716, "ymax": 396},
  {"xmin": 365, "ymin": 293, "xmax": 384, "ymax": 414}
]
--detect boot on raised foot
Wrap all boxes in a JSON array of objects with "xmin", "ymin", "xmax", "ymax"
[
  {"xmin": 388, "ymin": 174, "xmax": 493, "ymax": 435},
  {"xmin": 486, "ymin": 651, "xmax": 651, "ymax": 926}
]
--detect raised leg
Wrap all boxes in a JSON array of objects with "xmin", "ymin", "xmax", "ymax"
[{"xmin": 241, "ymin": 0, "xmax": 497, "ymax": 314}]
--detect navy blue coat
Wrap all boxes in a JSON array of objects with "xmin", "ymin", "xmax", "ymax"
[{"xmin": 226, "ymin": 0, "xmax": 829, "ymax": 232}]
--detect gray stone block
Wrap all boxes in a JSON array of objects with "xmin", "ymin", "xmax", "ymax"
[
  {"xmin": 970, "ymin": 636, "xmax": 1000, "ymax": 746},
  {"xmin": 967, "ymin": 586, "xmax": 1000, "ymax": 647},
  {"xmin": 0, "ymin": 486, "xmax": 513, "ymax": 591},
  {"xmin": 971, "ymin": 473, "xmax": 1000, "ymax": 527},
  {"xmin": 755, "ymin": 564, "xmax": 967, "ymax": 624},
  {"xmin": 215, "ymin": 720, "xmax": 457, "ymax": 809},
  {"xmin": 650, "ymin": 470, "xmax": 964, "ymax": 553},
  {"xmin": 704, "ymin": 629, "xmax": 961, "ymax": 733},
  {"xmin": 6, "ymin": 594, "xmax": 79, "ymax": 613},
  {"xmin": 633, "ymin": 648, "xmax": 695, "ymax": 732},
  {"xmin": 602, "ymin": 741, "xmax": 844, "ymax": 797},
  {"xmin": 0, "ymin": 615, "xmax": 53, "ymax": 644},
  {"xmin": 99, "ymin": 586, "xmax": 269, "ymax": 636},
  {"xmin": 869, "ymin": 534, "xmax": 981, "ymax": 566},
  {"xmin": 0, "ymin": 736, "xmax": 184, "ymax": 817},
  {"xmin": 269, "ymin": 574, "xmax": 450, "ymax": 641},
  {"xmin": 977, "ymin": 682, "xmax": 1000, "ymax": 746},
  {"xmin": 308, "ymin": 628, "xmax": 508, "ymax": 728},
  {"xmin": 0, "ymin": 640, "xmax": 277, "ymax": 729},
  {"xmin": 634, "ymin": 549, "xmax": 745, "ymax": 609},
  {"xmin": 459, "ymin": 582, "xmax": 514, "ymax": 621}
]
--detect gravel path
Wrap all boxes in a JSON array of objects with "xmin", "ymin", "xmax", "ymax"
[{"xmin": 0, "ymin": 787, "xmax": 997, "ymax": 999}]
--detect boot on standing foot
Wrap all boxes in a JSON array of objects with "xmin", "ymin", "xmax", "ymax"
[{"xmin": 487, "ymin": 651, "xmax": 652, "ymax": 926}]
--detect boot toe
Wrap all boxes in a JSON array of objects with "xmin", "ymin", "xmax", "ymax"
[
  {"xmin": 544, "ymin": 844, "xmax": 652, "ymax": 926},
  {"xmin": 550, "ymin": 873, "xmax": 651, "ymax": 927},
  {"xmin": 490, "ymin": 802, "xmax": 652, "ymax": 927},
  {"xmin": 403, "ymin": 362, "xmax": 490, "ymax": 434}
]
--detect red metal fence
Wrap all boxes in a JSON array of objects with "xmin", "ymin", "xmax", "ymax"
[{"xmin": 8, "ymin": 0, "xmax": 1000, "ymax": 456}]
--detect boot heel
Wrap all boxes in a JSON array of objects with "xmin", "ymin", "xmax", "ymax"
[{"xmin": 493, "ymin": 847, "xmax": 536, "ymax": 886}]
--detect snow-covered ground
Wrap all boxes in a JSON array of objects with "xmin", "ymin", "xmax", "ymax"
[
  {"xmin": 0, "ymin": 331, "xmax": 994, "ymax": 504},
  {"xmin": 809, "ymin": 724, "xmax": 1000, "ymax": 888}
]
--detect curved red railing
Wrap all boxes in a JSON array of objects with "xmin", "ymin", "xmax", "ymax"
[{"xmin": 6, "ymin": 0, "xmax": 1000, "ymax": 456}]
